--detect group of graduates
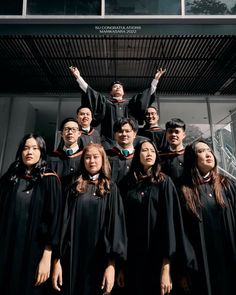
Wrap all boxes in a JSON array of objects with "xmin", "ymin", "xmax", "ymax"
[{"xmin": 0, "ymin": 67, "xmax": 236, "ymax": 295}]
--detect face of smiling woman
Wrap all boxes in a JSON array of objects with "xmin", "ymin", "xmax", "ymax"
[
  {"xmin": 22, "ymin": 138, "xmax": 41, "ymax": 169},
  {"xmin": 140, "ymin": 141, "xmax": 157, "ymax": 172}
]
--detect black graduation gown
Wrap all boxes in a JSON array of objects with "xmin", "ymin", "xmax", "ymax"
[
  {"xmin": 47, "ymin": 148, "xmax": 83, "ymax": 196},
  {"xmin": 81, "ymin": 86, "xmax": 156, "ymax": 140},
  {"xmin": 159, "ymin": 148, "xmax": 185, "ymax": 186},
  {"xmin": 106, "ymin": 147, "xmax": 134, "ymax": 194},
  {"xmin": 180, "ymin": 181, "xmax": 236, "ymax": 295},
  {"xmin": 102, "ymin": 136, "xmax": 149, "ymax": 152},
  {"xmin": 80, "ymin": 128, "xmax": 101, "ymax": 147},
  {"xmin": 138, "ymin": 125, "xmax": 167, "ymax": 151},
  {"xmin": 0, "ymin": 171, "xmax": 62, "ymax": 295},
  {"xmin": 60, "ymin": 181, "xmax": 127, "ymax": 295},
  {"xmin": 124, "ymin": 176, "xmax": 191, "ymax": 295}
]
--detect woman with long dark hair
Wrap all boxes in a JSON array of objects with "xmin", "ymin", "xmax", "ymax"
[
  {"xmin": 121, "ymin": 140, "xmax": 190, "ymax": 295},
  {"xmin": 52, "ymin": 143, "xmax": 127, "ymax": 295},
  {"xmin": 0, "ymin": 133, "xmax": 62, "ymax": 295},
  {"xmin": 180, "ymin": 139, "xmax": 236, "ymax": 295}
]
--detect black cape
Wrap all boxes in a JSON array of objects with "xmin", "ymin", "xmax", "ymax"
[
  {"xmin": 82, "ymin": 86, "xmax": 156, "ymax": 140},
  {"xmin": 106, "ymin": 147, "xmax": 134, "ymax": 194},
  {"xmin": 47, "ymin": 148, "xmax": 83, "ymax": 198},
  {"xmin": 138, "ymin": 125, "xmax": 167, "ymax": 151},
  {"xmin": 0, "ymin": 171, "xmax": 62, "ymax": 295},
  {"xmin": 60, "ymin": 181, "xmax": 127, "ymax": 295},
  {"xmin": 179, "ymin": 180, "xmax": 236, "ymax": 295},
  {"xmin": 159, "ymin": 148, "xmax": 185, "ymax": 186},
  {"xmin": 123, "ymin": 176, "xmax": 195, "ymax": 295},
  {"xmin": 80, "ymin": 127, "xmax": 101, "ymax": 147}
]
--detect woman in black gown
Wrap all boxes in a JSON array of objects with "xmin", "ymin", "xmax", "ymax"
[
  {"xmin": 52, "ymin": 143, "xmax": 127, "ymax": 295},
  {"xmin": 0, "ymin": 133, "xmax": 62, "ymax": 295},
  {"xmin": 120, "ymin": 140, "xmax": 189, "ymax": 295},
  {"xmin": 179, "ymin": 139, "xmax": 236, "ymax": 295}
]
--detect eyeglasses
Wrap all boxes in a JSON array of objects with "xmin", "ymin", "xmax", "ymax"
[{"xmin": 63, "ymin": 127, "xmax": 79, "ymax": 133}]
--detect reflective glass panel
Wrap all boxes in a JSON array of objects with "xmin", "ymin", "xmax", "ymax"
[
  {"xmin": 106, "ymin": 0, "xmax": 181, "ymax": 15},
  {"xmin": 210, "ymin": 101, "xmax": 236, "ymax": 178},
  {"xmin": 0, "ymin": 0, "xmax": 22, "ymax": 15},
  {"xmin": 160, "ymin": 99, "xmax": 210, "ymax": 146},
  {"xmin": 27, "ymin": 0, "xmax": 100, "ymax": 15},
  {"xmin": 186, "ymin": 0, "xmax": 236, "ymax": 15}
]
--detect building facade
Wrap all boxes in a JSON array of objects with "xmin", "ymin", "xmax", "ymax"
[{"xmin": 0, "ymin": 0, "xmax": 236, "ymax": 177}]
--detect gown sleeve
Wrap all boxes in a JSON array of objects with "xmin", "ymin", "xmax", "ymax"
[
  {"xmin": 128, "ymin": 87, "xmax": 156, "ymax": 124},
  {"xmin": 81, "ymin": 86, "xmax": 107, "ymax": 125},
  {"xmin": 40, "ymin": 173, "xmax": 62, "ymax": 248},
  {"xmin": 161, "ymin": 176, "xmax": 197, "ymax": 270},
  {"xmin": 226, "ymin": 178, "xmax": 236, "ymax": 215},
  {"xmin": 103, "ymin": 182, "xmax": 127, "ymax": 262}
]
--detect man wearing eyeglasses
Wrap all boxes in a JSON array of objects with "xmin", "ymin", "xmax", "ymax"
[{"xmin": 48, "ymin": 117, "xmax": 83, "ymax": 200}]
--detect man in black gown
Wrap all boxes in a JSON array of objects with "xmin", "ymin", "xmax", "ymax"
[
  {"xmin": 105, "ymin": 118, "xmax": 137, "ymax": 195},
  {"xmin": 76, "ymin": 106, "xmax": 101, "ymax": 146},
  {"xmin": 138, "ymin": 105, "xmax": 167, "ymax": 151},
  {"xmin": 70, "ymin": 66, "xmax": 166, "ymax": 141},
  {"xmin": 159, "ymin": 118, "xmax": 186, "ymax": 187},
  {"xmin": 47, "ymin": 117, "xmax": 83, "ymax": 199}
]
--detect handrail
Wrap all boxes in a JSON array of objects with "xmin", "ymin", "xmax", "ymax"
[{"xmin": 218, "ymin": 166, "xmax": 236, "ymax": 181}]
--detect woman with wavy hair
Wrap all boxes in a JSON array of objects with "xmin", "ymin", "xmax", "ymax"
[
  {"xmin": 0, "ymin": 133, "xmax": 62, "ymax": 295},
  {"xmin": 119, "ymin": 140, "xmax": 192, "ymax": 295},
  {"xmin": 180, "ymin": 139, "xmax": 236, "ymax": 295},
  {"xmin": 52, "ymin": 143, "xmax": 127, "ymax": 295}
]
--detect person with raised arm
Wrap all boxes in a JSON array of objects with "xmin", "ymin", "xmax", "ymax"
[{"xmin": 70, "ymin": 66, "xmax": 166, "ymax": 141}]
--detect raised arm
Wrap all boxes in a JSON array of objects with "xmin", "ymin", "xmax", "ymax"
[
  {"xmin": 69, "ymin": 66, "xmax": 88, "ymax": 92},
  {"xmin": 150, "ymin": 67, "xmax": 166, "ymax": 95},
  {"xmin": 69, "ymin": 66, "xmax": 80, "ymax": 79},
  {"xmin": 154, "ymin": 68, "xmax": 166, "ymax": 81}
]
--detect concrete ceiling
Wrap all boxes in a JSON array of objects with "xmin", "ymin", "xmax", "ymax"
[{"xmin": 0, "ymin": 34, "xmax": 236, "ymax": 95}]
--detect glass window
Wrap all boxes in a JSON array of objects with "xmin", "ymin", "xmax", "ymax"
[
  {"xmin": 106, "ymin": 0, "xmax": 181, "ymax": 15},
  {"xmin": 0, "ymin": 0, "xmax": 22, "ymax": 15},
  {"xmin": 210, "ymin": 101, "xmax": 236, "ymax": 178},
  {"xmin": 160, "ymin": 98, "xmax": 236, "ymax": 179},
  {"xmin": 159, "ymin": 99, "xmax": 210, "ymax": 146},
  {"xmin": 27, "ymin": 0, "xmax": 101, "ymax": 15},
  {"xmin": 186, "ymin": 0, "xmax": 236, "ymax": 15}
]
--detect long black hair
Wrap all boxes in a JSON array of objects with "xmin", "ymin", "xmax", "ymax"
[
  {"xmin": 2, "ymin": 133, "xmax": 47, "ymax": 188},
  {"xmin": 127, "ymin": 140, "xmax": 165, "ymax": 186},
  {"xmin": 181, "ymin": 139, "xmax": 228, "ymax": 219}
]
